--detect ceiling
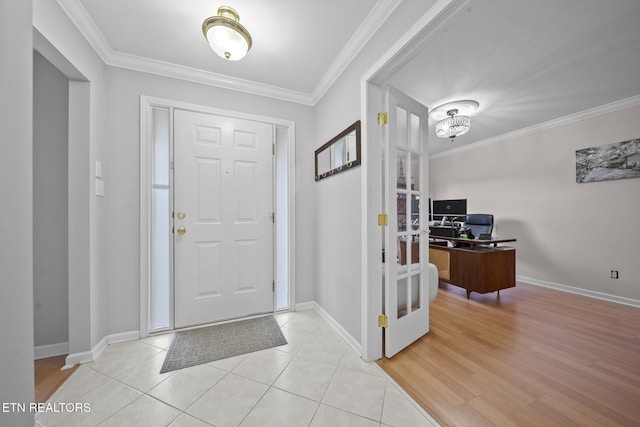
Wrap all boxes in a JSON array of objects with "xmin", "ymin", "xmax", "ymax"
[
  {"xmin": 390, "ymin": 0, "xmax": 640, "ymax": 155},
  {"xmin": 60, "ymin": 0, "xmax": 640, "ymax": 155}
]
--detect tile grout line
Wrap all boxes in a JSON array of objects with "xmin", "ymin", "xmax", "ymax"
[
  {"xmin": 45, "ymin": 310, "xmax": 433, "ymax": 427},
  {"xmin": 235, "ymin": 321, "xmax": 322, "ymax": 427}
]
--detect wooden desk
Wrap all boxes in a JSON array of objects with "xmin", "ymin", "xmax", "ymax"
[
  {"xmin": 429, "ymin": 237, "xmax": 516, "ymax": 298},
  {"xmin": 431, "ymin": 236, "xmax": 516, "ymax": 249}
]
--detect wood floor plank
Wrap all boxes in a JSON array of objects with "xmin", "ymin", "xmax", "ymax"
[
  {"xmin": 34, "ymin": 355, "xmax": 78, "ymax": 403},
  {"xmin": 377, "ymin": 282, "xmax": 640, "ymax": 426},
  {"xmin": 538, "ymin": 393, "xmax": 626, "ymax": 427},
  {"xmin": 467, "ymin": 396, "xmax": 522, "ymax": 427}
]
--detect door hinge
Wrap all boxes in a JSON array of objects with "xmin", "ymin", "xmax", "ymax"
[
  {"xmin": 272, "ymin": 212, "xmax": 275, "ymax": 223},
  {"xmin": 378, "ymin": 314, "xmax": 388, "ymax": 328},
  {"xmin": 273, "ymin": 280, "xmax": 275, "ymax": 292},
  {"xmin": 273, "ymin": 142, "xmax": 275, "ymax": 155},
  {"xmin": 378, "ymin": 213, "xmax": 388, "ymax": 226},
  {"xmin": 378, "ymin": 112, "xmax": 388, "ymax": 126}
]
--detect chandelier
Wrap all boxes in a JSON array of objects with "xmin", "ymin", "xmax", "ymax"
[
  {"xmin": 202, "ymin": 6, "xmax": 252, "ymax": 61},
  {"xmin": 435, "ymin": 109, "xmax": 471, "ymax": 140},
  {"xmin": 431, "ymin": 100, "xmax": 479, "ymax": 142}
]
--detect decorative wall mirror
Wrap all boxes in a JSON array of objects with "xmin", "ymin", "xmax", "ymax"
[{"xmin": 315, "ymin": 120, "xmax": 361, "ymax": 181}]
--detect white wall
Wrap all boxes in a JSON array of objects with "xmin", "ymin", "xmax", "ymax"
[
  {"xmin": 33, "ymin": 51, "xmax": 69, "ymax": 350},
  {"xmin": 313, "ymin": 0, "xmax": 438, "ymax": 344},
  {"xmin": 104, "ymin": 67, "xmax": 316, "ymax": 335},
  {"xmin": 430, "ymin": 104, "xmax": 640, "ymax": 301},
  {"xmin": 0, "ymin": 1, "xmax": 35, "ymax": 425}
]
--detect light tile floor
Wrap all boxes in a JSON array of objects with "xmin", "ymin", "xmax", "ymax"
[{"xmin": 36, "ymin": 309, "xmax": 439, "ymax": 427}]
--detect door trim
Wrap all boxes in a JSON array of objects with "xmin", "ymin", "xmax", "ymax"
[{"xmin": 139, "ymin": 96, "xmax": 296, "ymax": 337}]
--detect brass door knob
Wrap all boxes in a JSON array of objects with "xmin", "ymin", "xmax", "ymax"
[
  {"xmin": 177, "ymin": 226, "xmax": 186, "ymax": 235},
  {"xmin": 177, "ymin": 211, "xmax": 186, "ymax": 220}
]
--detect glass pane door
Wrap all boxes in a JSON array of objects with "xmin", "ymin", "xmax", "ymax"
[
  {"xmin": 394, "ymin": 109, "xmax": 423, "ymax": 317},
  {"xmin": 384, "ymin": 87, "xmax": 430, "ymax": 357}
]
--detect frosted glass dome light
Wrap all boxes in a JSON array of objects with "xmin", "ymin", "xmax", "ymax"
[{"xmin": 202, "ymin": 6, "xmax": 252, "ymax": 61}]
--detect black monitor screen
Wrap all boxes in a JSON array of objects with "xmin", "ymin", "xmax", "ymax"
[{"xmin": 432, "ymin": 199, "xmax": 467, "ymax": 221}]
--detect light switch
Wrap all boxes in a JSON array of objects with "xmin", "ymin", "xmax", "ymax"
[
  {"xmin": 95, "ymin": 161, "xmax": 102, "ymax": 178},
  {"xmin": 95, "ymin": 179, "xmax": 105, "ymax": 197}
]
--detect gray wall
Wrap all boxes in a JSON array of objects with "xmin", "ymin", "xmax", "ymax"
[
  {"xmin": 104, "ymin": 67, "xmax": 317, "ymax": 335},
  {"xmin": 33, "ymin": 50, "xmax": 69, "ymax": 349},
  {"xmin": 31, "ymin": 0, "xmax": 444, "ymax": 356},
  {"xmin": 0, "ymin": 1, "xmax": 35, "ymax": 425},
  {"xmin": 33, "ymin": 0, "xmax": 317, "ymax": 345},
  {"xmin": 430, "ymin": 104, "xmax": 640, "ymax": 301},
  {"xmin": 34, "ymin": 0, "xmax": 111, "ymax": 354},
  {"xmin": 29, "ymin": 0, "xmax": 639, "ymax": 371},
  {"xmin": 313, "ymin": 0, "xmax": 439, "ymax": 344}
]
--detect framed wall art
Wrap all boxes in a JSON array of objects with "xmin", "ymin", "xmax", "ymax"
[{"xmin": 576, "ymin": 138, "xmax": 640, "ymax": 183}]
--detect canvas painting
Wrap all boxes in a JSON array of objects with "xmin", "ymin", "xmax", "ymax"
[{"xmin": 576, "ymin": 138, "xmax": 640, "ymax": 183}]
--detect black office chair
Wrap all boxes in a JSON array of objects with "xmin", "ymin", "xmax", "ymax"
[{"xmin": 463, "ymin": 214, "xmax": 494, "ymax": 239}]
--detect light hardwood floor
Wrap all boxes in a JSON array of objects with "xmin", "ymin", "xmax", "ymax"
[
  {"xmin": 378, "ymin": 282, "xmax": 640, "ymax": 427},
  {"xmin": 34, "ymin": 355, "xmax": 79, "ymax": 404}
]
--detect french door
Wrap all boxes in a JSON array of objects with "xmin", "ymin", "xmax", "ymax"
[
  {"xmin": 173, "ymin": 109, "xmax": 275, "ymax": 328},
  {"xmin": 384, "ymin": 87, "xmax": 431, "ymax": 357}
]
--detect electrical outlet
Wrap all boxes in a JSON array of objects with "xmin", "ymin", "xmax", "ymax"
[{"xmin": 610, "ymin": 270, "xmax": 619, "ymax": 279}]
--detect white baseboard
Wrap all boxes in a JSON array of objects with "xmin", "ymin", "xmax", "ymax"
[
  {"xmin": 295, "ymin": 301, "xmax": 316, "ymax": 311},
  {"xmin": 517, "ymin": 276, "xmax": 640, "ymax": 308},
  {"xmin": 63, "ymin": 330, "xmax": 141, "ymax": 370},
  {"xmin": 62, "ymin": 351, "xmax": 93, "ymax": 370},
  {"xmin": 91, "ymin": 335, "xmax": 108, "ymax": 363},
  {"xmin": 107, "ymin": 330, "xmax": 140, "ymax": 344},
  {"xmin": 310, "ymin": 302, "xmax": 363, "ymax": 356},
  {"xmin": 34, "ymin": 342, "xmax": 69, "ymax": 360}
]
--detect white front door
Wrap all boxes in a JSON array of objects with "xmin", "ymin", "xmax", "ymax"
[
  {"xmin": 384, "ymin": 87, "xmax": 430, "ymax": 357},
  {"xmin": 173, "ymin": 109, "xmax": 274, "ymax": 328}
]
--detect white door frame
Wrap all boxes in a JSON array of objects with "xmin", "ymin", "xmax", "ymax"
[
  {"xmin": 359, "ymin": 0, "xmax": 467, "ymax": 361},
  {"xmin": 139, "ymin": 96, "xmax": 296, "ymax": 337}
]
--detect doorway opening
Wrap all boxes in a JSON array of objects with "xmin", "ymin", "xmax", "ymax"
[
  {"xmin": 33, "ymin": 50, "xmax": 70, "ymax": 358},
  {"xmin": 33, "ymin": 29, "xmax": 93, "ymax": 368}
]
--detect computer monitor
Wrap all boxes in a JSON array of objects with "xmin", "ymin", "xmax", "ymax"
[{"xmin": 432, "ymin": 199, "xmax": 467, "ymax": 222}]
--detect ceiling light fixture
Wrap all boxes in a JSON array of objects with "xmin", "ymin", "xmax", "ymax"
[
  {"xmin": 435, "ymin": 109, "xmax": 471, "ymax": 141},
  {"xmin": 202, "ymin": 6, "xmax": 252, "ymax": 61},
  {"xmin": 431, "ymin": 100, "xmax": 479, "ymax": 141}
]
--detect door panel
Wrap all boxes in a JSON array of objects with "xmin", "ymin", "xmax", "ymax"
[
  {"xmin": 384, "ymin": 87, "xmax": 430, "ymax": 357},
  {"xmin": 174, "ymin": 110, "xmax": 274, "ymax": 328},
  {"xmin": 196, "ymin": 158, "xmax": 222, "ymax": 220}
]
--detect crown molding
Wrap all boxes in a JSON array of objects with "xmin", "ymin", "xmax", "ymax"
[
  {"xmin": 109, "ymin": 51, "xmax": 314, "ymax": 105},
  {"xmin": 430, "ymin": 95, "xmax": 640, "ymax": 159},
  {"xmin": 309, "ymin": 0, "xmax": 403, "ymax": 104},
  {"xmin": 56, "ymin": 0, "xmax": 395, "ymax": 107},
  {"xmin": 56, "ymin": 0, "xmax": 113, "ymax": 64}
]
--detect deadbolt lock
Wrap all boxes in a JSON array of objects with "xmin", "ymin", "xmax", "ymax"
[{"xmin": 177, "ymin": 211, "xmax": 186, "ymax": 220}]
